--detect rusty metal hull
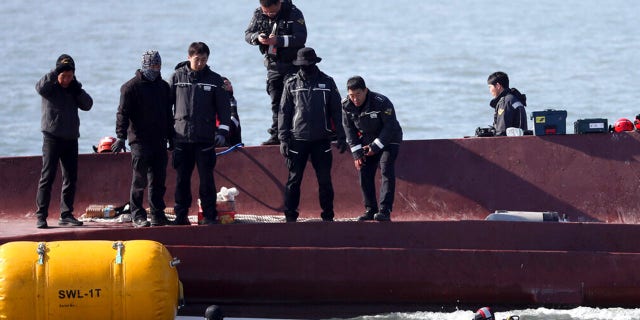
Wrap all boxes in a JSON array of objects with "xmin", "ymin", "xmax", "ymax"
[
  {"xmin": 2, "ymin": 134, "xmax": 640, "ymax": 317},
  {"xmin": 3, "ymin": 221, "xmax": 640, "ymax": 318}
]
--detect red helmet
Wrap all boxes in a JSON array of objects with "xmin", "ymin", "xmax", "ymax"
[
  {"xmin": 634, "ymin": 115, "xmax": 640, "ymax": 131},
  {"xmin": 613, "ymin": 118, "xmax": 634, "ymax": 133},
  {"xmin": 473, "ymin": 307, "xmax": 494, "ymax": 320},
  {"xmin": 97, "ymin": 136, "xmax": 116, "ymax": 153}
]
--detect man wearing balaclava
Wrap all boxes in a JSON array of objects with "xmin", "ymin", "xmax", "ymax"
[
  {"xmin": 113, "ymin": 50, "xmax": 174, "ymax": 228},
  {"xmin": 277, "ymin": 47, "xmax": 348, "ymax": 222}
]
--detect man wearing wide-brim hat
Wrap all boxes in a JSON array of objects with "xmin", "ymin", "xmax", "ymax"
[
  {"xmin": 277, "ymin": 47, "xmax": 348, "ymax": 222},
  {"xmin": 291, "ymin": 47, "xmax": 322, "ymax": 65}
]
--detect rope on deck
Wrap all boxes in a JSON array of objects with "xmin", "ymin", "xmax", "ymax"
[{"xmin": 78, "ymin": 213, "xmax": 358, "ymax": 224}]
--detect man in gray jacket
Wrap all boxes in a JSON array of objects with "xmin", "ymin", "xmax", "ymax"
[{"xmin": 35, "ymin": 54, "xmax": 93, "ymax": 228}]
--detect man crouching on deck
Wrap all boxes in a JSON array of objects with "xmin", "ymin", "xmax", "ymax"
[
  {"xmin": 342, "ymin": 76, "xmax": 402, "ymax": 222},
  {"xmin": 35, "ymin": 54, "xmax": 93, "ymax": 228}
]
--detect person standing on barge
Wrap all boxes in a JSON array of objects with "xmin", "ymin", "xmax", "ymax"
[{"xmin": 35, "ymin": 54, "xmax": 93, "ymax": 228}]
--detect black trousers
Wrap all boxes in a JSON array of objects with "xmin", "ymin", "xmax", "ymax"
[
  {"xmin": 359, "ymin": 144, "xmax": 400, "ymax": 214},
  {"xmin": 266, "ymin": 63, "xmax": 297, "ymax": 135},
  {"xmin": 35, "ymin": 133, "xmax": 78, "ymax": 219},
  {"xmin": 172, "ymin": 142, "xmax": 217, "ymax": 220},
  {"xmin": 284, "ymin": 139, "xmax": 334, "ymax": 220},
  {"xmin": 129, "ymin": 143, "xmax": 168, "ymax": 220}
]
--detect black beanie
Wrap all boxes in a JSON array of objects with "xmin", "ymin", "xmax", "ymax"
[{"xmin": 56, "ymin": 54, "xmax": 75, "ymax": 72}]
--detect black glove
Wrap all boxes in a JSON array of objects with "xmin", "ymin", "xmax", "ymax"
[
  {"xmin": 279, "ymin": 141, "xmax": 290, "ymax": 158},
  {"xmin": 167, "ymin": 139, "xmax": 175, "ymax": 151},
  {"xmin": 54, "ymin": 64, "xmax": 73, "ymax": 76},
  {"xmin": 336, "ymin": 138, "xmax": 348, "ymax": 154},
  {"xmin": 352, "ymin": 145, "xmax": 365, "ymax": 160},
  {"xmin": 111, "ymin": 138, "xmax": 126, "ymax": 153},
  {"xmin": 68, "ymin": 79, "xmax": 83, "ymax": 96},
  {"xmin": 215, "ymin": 134, "xmax": 226, "ymax": 147}
]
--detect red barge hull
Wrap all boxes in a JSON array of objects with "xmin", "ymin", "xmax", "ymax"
[{"xmin": 2, "ymin": 133, "xmax": 640, "ymax": 318}]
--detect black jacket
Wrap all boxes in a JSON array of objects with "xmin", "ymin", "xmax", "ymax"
[
  {"xmin": 36, "ymin": 71, "xmax": 93, "ymax": 139},
  {"xmin": 245, "ymin": 1, "xmax": 307, "ymax": 64},
  {"xmin": 490, "ymin": 88, "xmax": 527, "ymax": 136},
  {"xmin": 116, "ymin": 70, "xmax": 173, "ymax": 145},
  {"xmin": 278, "ymin": 68, "xmax": 345, "ymax": 142},
  {"xmin": 170, "ymin": 62, "xmax": 231, "ymax": 144},
  {"xmin": 342, "ymin": 90, "xmax": 403, "ymax": 159},
  {"xmin": 227, "ymin": 94, "xmax": 242, "ymax": 146}
]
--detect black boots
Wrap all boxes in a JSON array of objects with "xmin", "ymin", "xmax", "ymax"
[
  {"xmin": 58, "ymin": 215, "xmax": 83, "ymax": 226},
  {"xmin": 357, "ymin": 210, "xmax": 376, "ymax": 221},
  {"xmin": 357, "ymin": 210, "xmax": 391, "ymax": 222},
  {"xmin": 373, "ymin": 211, "xmax": 391, "ymax": 222}
]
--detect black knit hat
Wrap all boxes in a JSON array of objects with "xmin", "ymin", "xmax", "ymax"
[{"xmin": 55, "ymin": 54, "xmax": 75, "ymax": 72}]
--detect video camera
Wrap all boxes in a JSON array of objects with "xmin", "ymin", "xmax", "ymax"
[{"xmin": 475, "ymin": 126, "xmax": 496, "ymax": 137}]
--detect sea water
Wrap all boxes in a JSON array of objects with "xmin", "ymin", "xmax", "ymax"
[
  {"xmin": 2, "ymin": 1, "xmax": 640, "ymax": 318},
  {"xmin": 1, "ymin": 0, "xmax": 639, "ymax": 157}
]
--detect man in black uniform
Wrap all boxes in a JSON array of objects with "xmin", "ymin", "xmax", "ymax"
[
  {"xmin": 342, "ymin": 76, "xmax": 402, "ymax": 222},
  {"xmin": 245, "ymin": 0, "xmax": 307, "ymax": 145},
  {"xmin": 112, "ymin": 50, "xmax": 174, "ymax": 228},
  {"xmin": 278, "ymin": 47, "xmax": 347, "ymax": 222},
  {"xmin": 170, "ymin": 42, "xmax": 231, "ymax": 225},
  {"xmin": 487, "ymin": 71, "xmax": 527, "ymax": 136}
]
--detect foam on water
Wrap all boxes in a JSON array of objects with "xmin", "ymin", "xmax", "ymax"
[{"xmin": 176, "ymin": 307, "xmax": 640, "ymax": 320}]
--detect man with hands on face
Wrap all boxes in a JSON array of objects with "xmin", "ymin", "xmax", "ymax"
[{"xmin": 34, "ymin": 54, "xmax": 93, "ymax": 229}]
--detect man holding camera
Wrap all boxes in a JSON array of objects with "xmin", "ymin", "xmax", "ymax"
[{"xmin": 245, "ymin": 0, "xmax": 307, "ymax": 145}]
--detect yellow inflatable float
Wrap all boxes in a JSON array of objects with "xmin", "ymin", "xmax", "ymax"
[{"xmin": 0, "ymin": 240, "xmax": 182, "ymax": 320}]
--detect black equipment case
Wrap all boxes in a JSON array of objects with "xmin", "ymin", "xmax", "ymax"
[
  {"xmin": 531, "ymin": 109, "xmax": 567, "ymax": 136},
  {"xmin": 574, "ymin": 118, "xmax": 608, "ymax": 134}
]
